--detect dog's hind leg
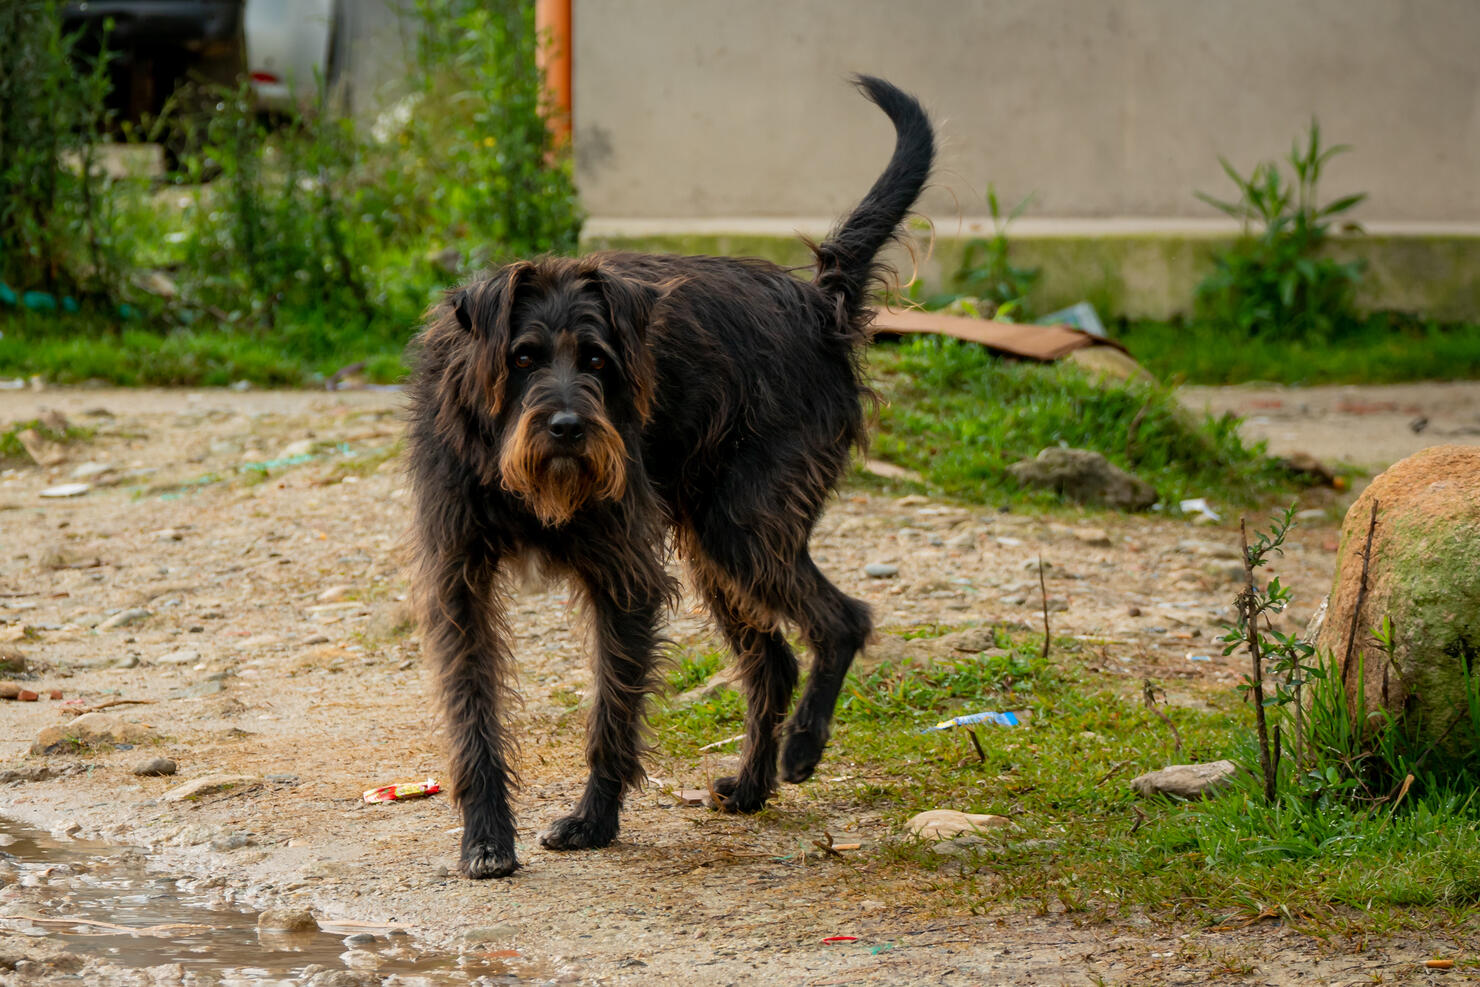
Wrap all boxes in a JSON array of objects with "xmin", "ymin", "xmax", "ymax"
[
  {"xmin": 691, "ymin": 563, "xmax": 799, "ymax": 813},
  {"xmin": 419, "ymin": 547, "xmax": 521, "ymax": 879},
  {"xmin": 776, "ymin": 555, "xmax": 873, "ymax": 784},
  {"xmin": 541, "ymin": 567, "xmax": 667, "ymax": 851},
  {"xmin": 690, "ymin": 516, "xmax": 872, "ymax": 798}
]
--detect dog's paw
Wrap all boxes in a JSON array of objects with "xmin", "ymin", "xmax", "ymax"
[
  {"xmin": 459, "ymin": 842, "xmax": 520, "ymax": 879},
  {"xmin": 539, "ymin": 813, "xmax": 618, "ymax": 851},
  {"xmin": 779, "ymin": 729, "xmax": 827, "ymax": 784},
  {"xmin": 707, "ymin": 775, "xmax": 770, "ymax": 814}
]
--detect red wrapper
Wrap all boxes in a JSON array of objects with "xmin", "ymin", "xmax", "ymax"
[{"xmin": 363, "ymin": 778, "xmax": 441, "ymax": 804}]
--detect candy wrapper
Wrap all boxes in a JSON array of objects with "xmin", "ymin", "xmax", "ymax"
[
  {"xmin": 923, "ymin": 710, "xmax": 1019, "ymax": 732},
  {"xmin": 363, "ymin": 778, "xmax": 441, "ymax": 804}
]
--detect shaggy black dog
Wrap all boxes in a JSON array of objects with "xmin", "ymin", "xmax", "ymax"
[{"xmin": 406, "ymin": 75, "xmax": 934, "ymax": 878}]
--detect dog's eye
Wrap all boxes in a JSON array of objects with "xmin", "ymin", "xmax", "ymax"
[
  {"xmin": 586, "ymin": 354, "xmax": 606, "ymax": 372},
  {"xmin": 513, "ymin": 352, "xmax": 534, "ymax": 370}
]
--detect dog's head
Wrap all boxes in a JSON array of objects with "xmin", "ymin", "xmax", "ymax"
[{"xmin": 426, "ymin": 258, "xmax": 661, "ymax": 526}]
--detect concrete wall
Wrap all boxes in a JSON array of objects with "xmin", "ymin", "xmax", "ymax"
[{"xmin": 571, "ymin": 0, "xmax": 1480, "ymax": 225}]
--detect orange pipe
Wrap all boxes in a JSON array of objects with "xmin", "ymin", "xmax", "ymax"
[{"xmin": 535, "ymin": 0, "xmax": 572, "ymax": 147}]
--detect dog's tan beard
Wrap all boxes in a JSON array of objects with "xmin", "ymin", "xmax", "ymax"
[{"xmin": 498, "ymin": 407, "xmax": 628, "ymax": 527}]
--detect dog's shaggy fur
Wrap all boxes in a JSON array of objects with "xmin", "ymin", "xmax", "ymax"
[{"xmin": 406, "ymin": 75, "xmax": 935, "ymax": 878}]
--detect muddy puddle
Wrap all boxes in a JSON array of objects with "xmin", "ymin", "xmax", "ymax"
[{"xmin": 0, "ymin": 817, "xmax": 539, "ymax": 985}]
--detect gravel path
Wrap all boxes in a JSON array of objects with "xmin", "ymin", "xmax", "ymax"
[{"xmin": 1, "ymin": 383, "xmax": 1475, "ymax": 984}]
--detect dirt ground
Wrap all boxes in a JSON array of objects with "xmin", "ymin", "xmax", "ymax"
[{"xmin": 1, "ymin": 382, "xmax": 1478, "ymax": 985}]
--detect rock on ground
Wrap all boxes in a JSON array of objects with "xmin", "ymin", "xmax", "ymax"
[
  {"xmin": 1314, "ymin": 444, "xmax": 1480, "ymax": 757},
  {"xmin": 1130, "ymin": 760, "xmax": 1238, "ymax": 799},
  {"xmin": 906, "ymin": 809, "xmax": 1012, "ymax": 839},
  {"xmin": 1007, "ymin": 448, "xmax": 1157, "ymax": 511},
  {"xmin": 31, "ymin": 713, "xmax": 158, "ymax": 754}
]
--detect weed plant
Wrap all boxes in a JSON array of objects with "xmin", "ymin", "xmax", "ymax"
[
  {"xmin": 0, "ymin": 1, "xmax": 138, "ymax": 307},
  {"xmin": 868, "ymin": 335, "xmax": 1293, "ymax": 507},
  {"xmin": 936, "ymin": 185, "xmax": 1039, "ymax": 321},
  {"xmin": 1195, "ymin": 120, "xmax": 1366, "ymax": 341}
]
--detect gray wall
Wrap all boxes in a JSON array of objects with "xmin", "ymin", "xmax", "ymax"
[{"xmin": 572, "ymin": 0, "xmax": 1480, "ymax": 224}]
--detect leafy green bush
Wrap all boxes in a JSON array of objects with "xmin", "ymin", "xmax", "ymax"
[
  {"xmin": 0, "ymin": 0, "xmax": 582, "ymax": 380},
  {"xmin": 407, "ymin": 0, "xmax": 583, "ymax": 260},
  {"xmin": 1195, "ymin": 120, "xmax": 1366, "ymax": 340},
  {"xmin": 0, "ymin": 1, "xmax": 134, "ymax": 306},
  {"xmin": 942, "ymin": 186, "xmax": 1039, "ymax": 321}
]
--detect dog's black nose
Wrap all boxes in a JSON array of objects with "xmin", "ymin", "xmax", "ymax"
[{"xmin": 548, "ymin": 411, "xmax": 584, "ymax": 442}]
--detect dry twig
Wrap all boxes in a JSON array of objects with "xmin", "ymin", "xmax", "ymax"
[
  {"xmin": 1142, "ymin": 679, "xmax": 1184, "ymax": 759},
  {"xmin": 1340, "ymin": 500, "xmax": 1380, "ymax": 693}
]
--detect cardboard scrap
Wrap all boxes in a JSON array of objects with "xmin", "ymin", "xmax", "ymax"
[{"xmin": 872, "ymin": 307, "xmax": 1131, "ymax": 363}]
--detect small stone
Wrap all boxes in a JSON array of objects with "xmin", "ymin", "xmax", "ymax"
[
  {"xmin": 318, "ymin": 585, "xmax": 354, "ymax": 603},
  {"xmin": 280, "ymin": 439, "xmax": 318, "ymax": 458},
  {"xmin": 1130, "ymin": 760, "xmax": 1239, "ymax": 800},
  {"xmin": 1073, "ymin": 527, "xmax": 1111, "ymax": 547},
  {"xmin": 462, "ymin": 924, "xmax": 519, "ymax": 943},
  {"xmin": 210, "ymin": 831, "xmax": 253, "ymax": 851},
  {"xmin": 53, "ymin": 819, "xmax": 82, "ymax": 838},
  {"xmin": 343, "ymin": 933, "xmax": 377, "ymax": 946},
  {"xmin": 905, "ymin": 809, "xmax": 1011, "ymax": 840},
  {"xmin": 116, "ymin": 654, "xmax": 141, "ymax": 668},
  {"xmin": 155, "ymin": 649, "xmax": 199, "ymax": 665},
  {"xmin": 99, "ymin": 608, "xmax": 150, "ymax": 630},
  {"xmin": 864, "ymin": 563, "xmax": 899, "ymax": 579},
  {"xmin": 163, "ymin": 774, "xmax": 261, "ymax": 801},
  {"xmin": 860, "ymin": 899, "xmax": 886, "ymax": 912},
  {"xmin": 257, "ymin": 906, "xmax": 318, "ymax": 933},
  {"xmin": 39, "ymin": 483, "xmax": 90, "ymax": 498},
  {"xmin": 133, "ymin": 757, "xmax": 177, "ymax": 777},
  {"xmin": 70, "ymin": 462, "xmax": 115, "ymax": 480},
  {"xmin": 266, "ymin": 773, "xmax": 300, "ymax": 784},
  {"xmin": 340, "ymin": 949, "xmax": 382, "ymax": 971},
  {"xmin": 152, "ymin": 528, "xmax": 184, "ymax": 542}
]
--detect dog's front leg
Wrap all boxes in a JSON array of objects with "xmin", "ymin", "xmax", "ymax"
[
  {"xmin": 541, "ymin": 574, "xmax": 664, "ymax": 851},
  {"xmin": 421, "ymin": 547, "xmax": 521, "ymax": 878}
]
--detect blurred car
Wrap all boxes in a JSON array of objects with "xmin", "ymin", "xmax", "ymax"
[
  {"xmin": 61, "ymin": 1, "xmax": 245, "ymax": 124},
  {"xmin": 61, "ymin": 0, "xmax": 340, "ymax": 127},
  {"xmin": 244, "ymin": 0, "xmax": 338, "ymax": 114}
]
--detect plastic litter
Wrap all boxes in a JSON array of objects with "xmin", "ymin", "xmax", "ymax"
[
  {"xmin": 363, "ymin": 778, "xmax": 441, "ymax": 804},
  {"xmin": 923, "ymin": 710, "xmax": 1019, "ymax": 732},
  {"xmin": 1178, "ymin": 498, "xmax": 1222, "ymax": 523},
  {"xmin": 1039, "ymin": 301, "xmax": 1107, "ymax": 338},
  {"xmin": 1187, "ymin": 654, "xmax": 1213, "ymax": 662},
  {"xmin": 821, "ymin": 936, "xmax": 858, "ymax": 944}
]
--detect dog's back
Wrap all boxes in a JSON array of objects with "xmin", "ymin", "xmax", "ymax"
[{"xmin": 596, "ymin": 76, "xmax": 935, "ymax": 504}]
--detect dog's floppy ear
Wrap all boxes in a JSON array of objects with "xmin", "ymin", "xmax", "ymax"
[
  {"xmin": 588, "ymin": 268, "xmax": 664, "ymax": 422},
  {"xmin": 440, "ymin": 261, "xmax": 534, "ymax": 423}
]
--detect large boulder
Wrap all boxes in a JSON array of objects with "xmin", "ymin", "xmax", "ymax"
[{"xmin": 1313, "ymin": 445, "xmax": 1480, "ymax": 757}]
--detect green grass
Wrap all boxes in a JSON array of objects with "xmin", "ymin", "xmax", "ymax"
[
  {"xmin": 0, "ymin": 307, "xmax": 415, "ymax": 387},
  {"xmin": 868, "ymin": 335, "xmax": 1296, "ymax": 507},
  {"xmin": 652, "ymin": 629, "xmax": 1480, "ymax": 930},
  {"xmin": 1120, "ymin": 316, "xmax": 1480, "ymax": 385}
]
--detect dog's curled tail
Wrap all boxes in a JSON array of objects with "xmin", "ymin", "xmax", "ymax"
[{"xmin": 811, "ymin": 75, "xmax": 935, "ymax": 336}]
